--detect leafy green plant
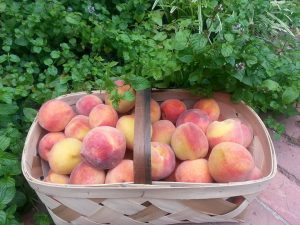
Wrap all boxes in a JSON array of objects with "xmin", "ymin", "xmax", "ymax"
[{"xmin": 0, "ymin": 0, "xmax": 299, "ymax": 223}]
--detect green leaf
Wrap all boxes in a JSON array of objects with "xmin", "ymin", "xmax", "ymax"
[
  {"xmin": 0, "ymin": 211, "xmax": 6, "ymax": 224},
  {"xmin": 246, "ymin": 56, "xmax": 257, "ymax": 66},
  {"xmin": 122, "ymin": 91, "xmax": 135, "ymax": 102},
  {"xmin": 0, "ymin": 104, "xmax": 18, "ymax": 115},
  {"xmin": 0, "ymin": 178, "xmax": 15, "ymax": 209},
  {"xmin": 23, "ymin": 108, "xmax": 37, "ymax": 122},
  {"xmin": 0, "ymin": 136, "xmax": 11, "ymax": 151},
  {"xmin": 15, "ymin": 37, "xmax": 28, "ymax": 46},
  {"xmin": 66, "ymin": 13, "xmax": 82, "ymax": 25},
  {"xmin": 151, "ymin": 11, "xmax": 163, "ymax": 26},
  {"xmin": 221, "ymin": 44, "xmax": 233, "ymax": 57},
  {"xmin": 33, "ymin": 46, "xmax": 42, "ymax": 53},
  {"xmin": 261, "ymin": 80, "xmax": 279, "ymax": 91},
  {"xmin": 9, "ymin": 55, "xmax": 20, "ymax": 63},
  {"xmin": 10, "ymin": 191, "xmax": 26, "ymax": 208},
  {"xmin": 0, "ymin": 55, "xmax": 7, "ymax": 63},
  {"xmin": 178, "ymin": 55, "xmax": 193, "ymax": 64},
  {"xmin": 224, "ymin": 33, "xmax": 234, "ymax": 42},
  {"xmin": 0, "ymin": 3, "xmax": 6, "ymax": 12},
  {"xmin": 34, "ymin": 212, "xmax": 52, "ymax": 225},
  {"xmin": 172, "ymin": 30, "xmax": 190, "ymax": 51},
  {"xmin": 190, "ymin": 34, "xmax": 207, "ymax": 53},
  {"xmin": 50, "ymin": 51, "xmax": 60, "ymax": 59},
  {"xmin": 0, "ymin": 152, "xmax": 21, "ymax": 176},
  {"xmin": 282, "ymin": 87, "xmax": 299, "ymax": 104},
  {"xmin": 126, "ymin": 76, "xmax": 151, "ymax": 91},
  {"xmin": 43, "ymin": 58, "xmax": 53, "ymax": 66}
]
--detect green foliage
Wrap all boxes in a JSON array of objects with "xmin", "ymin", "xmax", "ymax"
[{"xmin": 0, "ymin": 0, "xmax": 299, "ymax": 223}]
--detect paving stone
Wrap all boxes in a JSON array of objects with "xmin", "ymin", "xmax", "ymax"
[
  {"xmin": 258, "ymin": 172, "xmax": 300, "ymax": 225},
  {"xmin": 269, "ymin": 130, "xmax": 300, "ymax": 182},
  {"xmin": 277, "ymin": 115, "xmax": 300, "ymax": 145}
]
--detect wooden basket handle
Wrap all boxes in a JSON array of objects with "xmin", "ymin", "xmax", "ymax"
[{"xmin": 133, "ymin": 89, "xmax": 152, "ymax": 184}]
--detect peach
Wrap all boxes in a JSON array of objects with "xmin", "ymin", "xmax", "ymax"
[
  {"xmin": 38, "ymin": 99, "xmax": 75, "ymax": 132},
  {"xmin": 247, "ymin": 166, "xmax": 263, "ymax": 181},
  {"xmin": 241, "ymin": 122, "xmax": 253, "ymax": 147},
  {"xmin": 116, "ymin": 115, "xmax": 135, "ymax": 150},
  {"xmin": 193, "ymin": 98, "xmax": 220, "ymax": 121},
  {"xmin": 171, "ymin": 122, "xmax": 209, "ymax": 160},
  {"xmin": 38, "ymin": 132, "xmax": 65, "ymax": 161},
  {"xmin": 175, "ymin": 159, "xmax": 213, "ymax": 183},
  {"xmin": 164, "ymin": 159, "xmax": 181, "ymax": 182},
  {"xmin": 105, "ymin": 80, "xmax": 135, "ymax": 113},
  {"xmin": 69, "ymin": 162, "xmax": 105, "ymax": 185},
  {"xmin": 150, "ymin": 99, "xmax": 161, "ymax": 123},
  {"xmin": 151, "ymin": 120, "xmax": 175, "ymax": 145},
  {"xmin": 105, "ymin": 160, "xmax": 134, "ymax": 184},
  {"xmin": 48, "ymin": 138, "xmax": 82, "ymax": 175},
  {"xmin": 176, "ymin": 109, "xmax": 211, "ymax": 133},
  {"xmin": 81, "ymin": 126, "xmax": 126, "ymax": 169},
  {"xmin": 65, "ymin": 115, "xmax": 91, "ymax": 141},
  {"xmin": 89, "ymin": 104, "xmax": 118, "ymax": 128},
  {"xmin": 151, "ymin": 142, "xmax": 176, "ymax": 181},
  {"xmin": 160, "ymin": 99, "xmax": 186, "ymax": 124},
  {"xmin": 206, "ymin": 119, "xmax": 244, "ymax": 148},
  {"xmin": 44, "ymin": 170, "xmax": 69, "ymax": 184},
  {"xmin": 76, "ymin": 94, "xmax": 103, "ymax": 116},
  {"xmin": 227, "ymin": 196, "xmax": 245, "ymax": 205},
  {"xmin": 208, "ymin": 142, "xmax": 255, "ymax": 182}
]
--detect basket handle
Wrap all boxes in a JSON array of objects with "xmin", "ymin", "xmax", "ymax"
[{"xmin": 133, "ymin": 89, "xmax": 152, "ymax": 184}]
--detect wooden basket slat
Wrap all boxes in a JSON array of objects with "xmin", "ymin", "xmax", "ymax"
[{"xmin": 21, "ymin": 89, "xmax": 277, "ymax": 224}]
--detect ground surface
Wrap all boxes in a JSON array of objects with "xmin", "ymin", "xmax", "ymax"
[{"xmin": 22, "ymin": 113, "xmax": 300, "ymax": 225}]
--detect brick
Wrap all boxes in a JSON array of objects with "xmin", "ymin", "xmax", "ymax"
[
  {"xmin": 258, "ymin": 172, "xmax": 300, "ymax": 225},
  {"xmin": 269, "ymin": 131, "xmax": 300, "ymax": 182},
  {"xmin": 278, "ymin": 115, "xmax": 300, "ymax": 145}
]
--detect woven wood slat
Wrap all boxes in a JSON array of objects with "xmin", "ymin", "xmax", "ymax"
[
  {"xmin": 36, "ymin": 192, "xmax": 61, "ymax": 209},
  {"xmin": 129, "ymin": 204, "xmax": 168, "ymax": 222},
  {"xmin": 52, "ymin": 204, "xmax": 81, "ymax": 222},
  {"xmin": 100, "ymin": 198, "xmax": 146, "ymax": 215},
  {"xmin": 48, "ymin": 207, "xmax": 72, "ymax": 225},
  {"xmin": 88, "ymin": 205, "xmax": 125, "ymax": 224},
  {"xmin": 71, "ymin": 216, "xmax": 103, "ymax": 225}
]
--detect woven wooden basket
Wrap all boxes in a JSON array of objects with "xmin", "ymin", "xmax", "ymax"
[{"xmin": 22, "ymin": 89, "xmax": 277, "ymax": 225}]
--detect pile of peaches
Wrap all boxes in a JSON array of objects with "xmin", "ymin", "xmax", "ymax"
[{"xmin": 37, "ymin": 81, "xmax": 262, "ymax": 185}]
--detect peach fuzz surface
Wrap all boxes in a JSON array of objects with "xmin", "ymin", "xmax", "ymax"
[
  {"xmin": 193, "ymin": 98, "xmax": 220, "ymax": 121},
  {"xmin": 81, "ymin": 126, "xmax": 126, "ymax": 170},
  {"xmin": 44, "ymin": 170, "xmax": 69, "ymax": 184},
  {"xmin": 151, "ymin": 120, "xmax": 175, "ymax": 145},
  {"xmin": 208, "ymin": 142, "xmax": 255, "ymax": 183},
  {"xmin": 160, "ymin": 99, "xmax": 186, "ymax": 124},
  {"xmin": 38, "ymin": 99, "xmax": 75, "ymax": 132},
  {"xmin": 89, "ymin": 104, "xmax": 118, "ymax": 128},
  {"xmin": 105, "ymin": 159, "xmax": 134, "ymax": 184},
  {"xmin": 151, "ymin": 142, "xmax": 176, "ymax": 181},
  {"xmin": 65, "ymin": 115, "xmax": 91, "ymax": 141},
  {"xmin": 75, "ymin": 94, "xmax": 103, "ymax": 116},
  {"xmin": 38, "ymin": 132, "xmax": 65, "ymax": 161},
  {"xmin": 69, "ymin": 162, "xmax": 105, "ymax": 184},
  {"xmin": 171, "ymin": 122, "xmax": 208, "ymax": 160}
]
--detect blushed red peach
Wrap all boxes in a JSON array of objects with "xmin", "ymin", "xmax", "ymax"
[
  {"xmin": 105, "ymin": 160, "xmax": 134, "ymax": 184},
  {"xmin": 164, "ymin": 159, "xmax": 181, "ymax": 182},
  {"xmin": 193, "ymin": 98, "xmax": 220, "ymax": 121},
  {"xmin": 38, "ymin": 99, "xmax": 75, "ymax": 132},
  {"xmin": 175, "ymin": 159, "xmax": 213, "ymax": 183},
  {"xmin": 105, "ymin": 80, "xmax": 135, "ymax": 113},
  {"xmin": 48, "ymin": 138, "xmax": 82, "ymax": 175},
  {"xmin": 76, "ymin": 94, "xmax": 103, "ymax": 116},
  {"xmin": 160, "ymin": 99, "xmax": 187, "ymax": 124},
  {"xmin": 208, "ymin": 142, "xmax": 255, "ymax": 182},
  {"xmin": 81, "ymin": 126, "xmax": 126, "ymax": 170},
  {"xmin": 65, "ymin": 115, "xmax": 91, "ymax": 141},
  {"xmin": 171, "ymin": 122, "xmax": 209, "ymax": 160},
  {"xmin": 150, "ymin": 99, "xmax": 161, "ymax": 123},
  {"xmin": 44, "ymin": 170, "xmax": 69, "ymax": 184},
  {"xmin": 116, "ymin": 115, "xmax": 135, "ymax": 150},
  {"xmin": 247, "ymin": 166, "xmax": 263, "ymax": 181},
  {"xmin": 176, "ymin": 109, "xmax": 211, "ymax": 133},
  {"xmin": 69, "ymin": 162, "xmax": 105, "ymax": 185},
  {"xmin": 151, "ymin": 120, "xmax": 175, "ymax": 145},
  {"xmin": 89, "ymin": 104, "xmax": 118, "ymax": 128},
  {"xmin": 241, "ymin": 122, "xmax": 253, "ymax": 148},
  {"xmin": 206, "ymin": 119, "xmax": 244, "ymax": 148},
  {"xmin": 38, "ymin": 132, "xmax": 65, "ymax": 161},
  {"xmin": 151, "ymin": 142, "xmax": 176, "ymax": 181}
]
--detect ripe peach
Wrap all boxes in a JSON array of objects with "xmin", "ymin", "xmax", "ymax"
[
  {"xmin": 160, "ymin": 99, "xmax": 186, "ymax": 124},
  {"xmin": 150, "ymin": 99, "xmax": 161, "ymax": 123},
  {"xmin": 176, "ymin": 109, "xmax": 211, "ymax": 133},
  {"xmin": 193, "ymin": 98, "xmax": 220, "ymax": 121},
  {"xmin": 105, "ymin": 160, "xmax": 134, "ymax": 184},
  {"xmin": 65, "ymin": 115, "xmax": 91, "ymax": 141},
  {"xmin": 38, "ymin": 132, "xmax": 65, "ymax": 161},
  {"xmin": 175, "ymin": 159, "xmax": 213, "ymax": 183},
  {"xmin": 69, "ymin": 162, "xmax": 105, "ymax": 185},
  {"xmin": 206, "ymin": 119, "xmax": 244, "ymax": 148},
  {"xmin": 105, "ymin": 80, "xmax": 135, "ymax": 113},
  {"xmin": 89, "ymin": 104, "xmax": 118, "ymax": 128},
  {"xmin": 48, "ymin": 138, "xmax": 82, "ymax": 175},
  {"xmin": 116, "ymin": 115, "xmax": 135, "ymax": 150},
  {"xmin": 81, "ymin": 126, "xmax": 126, "ymax": 170},
  {"xmin": 227, "ymin": 196, "xmax": 245, "ymax": 205},
  {"xmin": 241, "ymin": 122, "xmax": 253, "ymax": 148},
  {"xmin": 76, "ymin": 94, "xmax": 103, "ymax": 116},
  {"xmin": 164, "ymin": 159, "xmax": 181, "ymax": 182},
  {"xmin": 171, "ymin": 122, "xmax": 209, "ymax": 160},
  {"xmin": 151, "ymin": 142, "xmax": 176, "ymax": 181},
  {"xmin": 38, "ymin": 99, "xmax": 75, "ymax": 132},
  {"xmin": 44, "ymin": 170, "xmax": 69, "ymax": 184},
  {"xmin": 247, "ymin": 166, "xmax": 263, "ymax": 181},
  {"xmin": 151, "ymin": 120, "xmax": 175, "ymax": 145},
  {"xmin": 208, "ymin": 142, "xmax": 255, "ymax": 182}
]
